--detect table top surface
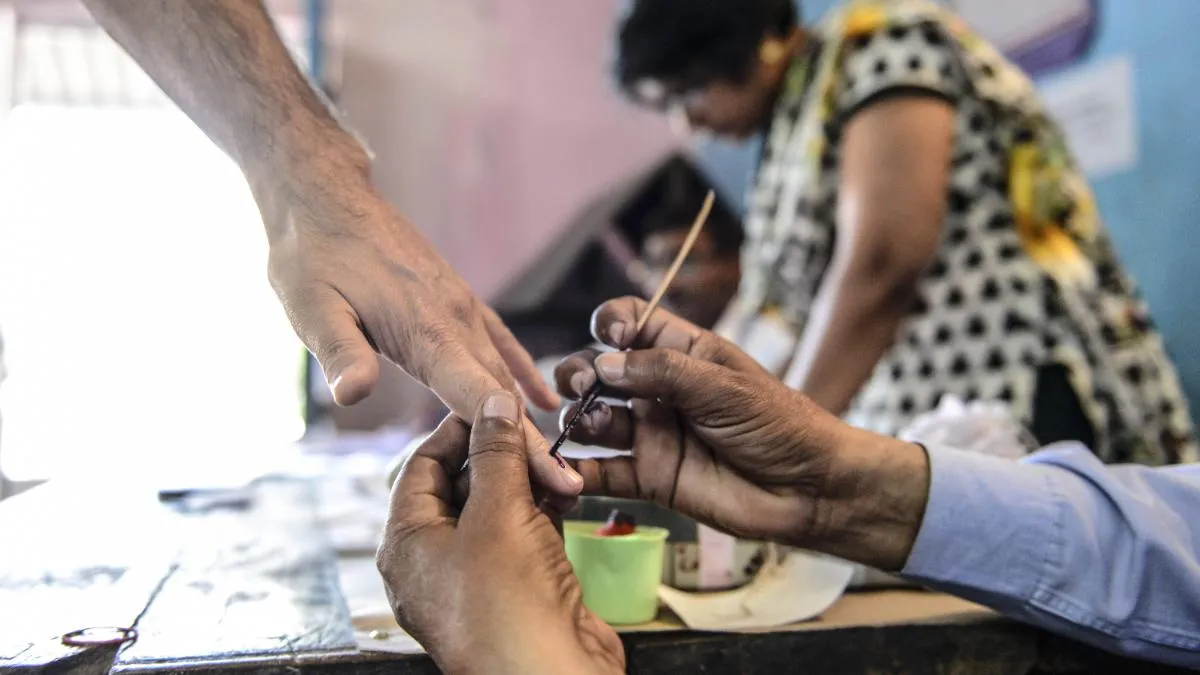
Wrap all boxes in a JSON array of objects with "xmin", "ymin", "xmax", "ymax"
[{"xmin": 0, "ymin": 474, "xmax": 1188, "ymax": 675}]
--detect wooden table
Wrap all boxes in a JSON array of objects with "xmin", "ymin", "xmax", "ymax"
[{"xmin": 0, "ymin": 476, "xmax": 1188, "ymax": 675}]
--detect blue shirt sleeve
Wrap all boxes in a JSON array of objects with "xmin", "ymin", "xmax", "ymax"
[{"xmin": 901, "ymin": 442, "xmax": 1200, "ymax": 668}]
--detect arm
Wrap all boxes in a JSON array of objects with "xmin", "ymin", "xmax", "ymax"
[
  {"xmin": 897, "ymin": 444, "xmax": 1200, "ymax": 668},
  {"xmin": 81, "ymin": 0, "xmax": 367, "ymax": 196},
  {"xmin": 561, "ymin": 298, "xmax": 1200, "ymax": 668},
  {"xmin": 80, "ymin": 2, "xmax": 577, "ymax": 498},
  {"xmin": 783, "ymin": 96, "xmax": 952, "ymax": 413}
]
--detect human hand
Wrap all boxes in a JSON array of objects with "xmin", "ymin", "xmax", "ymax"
[
  {"xmin": 377, "ymin": 391, "xmax": 624, "ymax": 675},
  {"xmin": 556, "ymin": 297, "xmax": 929, "ymax": 570},
  {"xmin": 251, "ymin": 175, "xmax": 581, "ymax": 497},
  {"xmin": 251, "ymin": 173, "xmax": 558, "ymax": 412}
]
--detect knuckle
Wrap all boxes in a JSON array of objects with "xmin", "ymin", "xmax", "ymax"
[
  {"xmin": 447, "ymin": 294, "xmax": 478, "ymax": 328},
  {"xmin": 650, "ymin": 348, "xmax": 685, "ymax": 385},
  {"xmin": 469, "ymin": 442, "xmax": 525, "ymax": 475},
  {"xmin": 319, "ymin": 333, "xmax": 362, "ymax": 360},
  {"xmin": 591, "ymin": 296, "xmax": 637, "ymax": 334},
  {"xmin": 552, "ymin": 359, "xmax": 576, "ymax": 390},
  {"xmin": 375, "ymin": 532, "xmax": 410, "ymax": 587},
  {"xmin": 554, "ymin": 351, "xmax": 598, "ymax": 394},
  {"xmin": 697, "ymin": 372, "xmax": 771, "ymax": 424},
  {"xmin": 692, "ymin": 331, "xmax": 729, "ymax": 363},
  {"xmin": 471, "ymin": 437, "xmax": 523, "ymax": 460},
  {"xmin": 615, "ymin": 294, "xmax": 643, "ymax": 309},
  {"xmin": 471, "ymin": 421, "xmax": 524, "ymax": 455},
  {"xmin": 400, "ymin": 322, "xmax": 454, "ymax": 382},
  {"xmin": 375, "ymin": 542, "xmax": 395, "ymax": 578},
  {"xmin": 726, "ymin": 376, "xmax": 760, "ymax": 410},
  {"xmin": 316, "ymin": 335, "xmax": 368, "ymax": 376}
]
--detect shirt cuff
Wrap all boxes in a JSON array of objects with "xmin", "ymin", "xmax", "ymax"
[{"xmin": 901, "ymin": 445, "xmax": 1060, "ymax": 603}]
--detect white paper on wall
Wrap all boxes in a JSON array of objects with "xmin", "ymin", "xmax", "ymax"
[{"xmin": 1038, "ymin": 55, "xmax": 1140, "ymax": 178}]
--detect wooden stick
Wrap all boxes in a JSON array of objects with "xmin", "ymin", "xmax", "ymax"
[{"xmin": 549, "ymin": 190, "xmax": 716, "ymax": 459}]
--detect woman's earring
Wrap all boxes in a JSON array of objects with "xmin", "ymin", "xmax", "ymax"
[{"xmin": 759, "ymin": 39, "xmax": 787, "ymax": 66}]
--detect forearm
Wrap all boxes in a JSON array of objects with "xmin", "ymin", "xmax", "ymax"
[
  {"xmin": 820, "ymin": 437, "xmax": 1200, "ymax": 668},
  {"xmin": 784, "ymin": 269, "xmax": 915, "ymax": 414},
  {"xmin": 82, "ymin": 0, "xmax": 369, "ymax": 190},
  {"xmin": 902, "ymin": 445, "xmax": 1200, "ymax": 667}
]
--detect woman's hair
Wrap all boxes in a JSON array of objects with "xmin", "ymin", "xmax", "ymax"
[{"xmin": 615, "ymin": 0, "xmax": 799, "ymax": 97}]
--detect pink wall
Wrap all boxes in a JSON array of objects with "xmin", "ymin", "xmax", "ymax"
[
  {"xmin": 325, "ymin": 1, "xmax": 675, "ymax": 429},
  {"xmin": 333, "ymin": 0, "xmax": 674, "ymax": 298}
]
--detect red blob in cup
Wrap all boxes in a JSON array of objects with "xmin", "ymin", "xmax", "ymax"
[{"xmin": 595, "ymin": 509, "xmax": 637, "ymax": 537}]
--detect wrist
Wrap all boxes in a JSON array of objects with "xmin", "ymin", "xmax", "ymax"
[
  {"xmin": 803, "ymin": 426, "xmax": 930, "ymax": 570},
  {"xmin": 246, "ymin": 120, "xmax": 372, "ymax": 199},
  {"xmin": 244, "ymin": 126, "xmax": 381, "ymax": 246}
]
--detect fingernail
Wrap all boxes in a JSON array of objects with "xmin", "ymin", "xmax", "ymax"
[
  {"xmin": 609, "ymin": 322, "xmax": 628, "ymax": 347},
  {"xmin": 327, "ymin": 373, "xmax": 347, "ymax": 405},
  {"xmin": 560, "ymin": 461, "xmax": 583, "ymax": 486},
  {"xmin": 585, "ymin": 404, "xmax": 610, "ymax": 430},
  {"xmin": 594, "ymin": 353, "xmax": 627, "ymax": 382},
  {"xmin": 482, "ymin": 391, "xmax": 518, "ymax": 422},
  {"xmin": 570, "ymin": 369, "xmax": 595, "ymax": 394}
]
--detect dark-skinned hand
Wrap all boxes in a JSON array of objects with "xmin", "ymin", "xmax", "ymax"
[
  {"xmin": 555, "ymin": 297, "xmax": 927, "ymax": 569},
  {"xmin": 377, "ymin": 391, "xmax": 624, "ymax": 675}
]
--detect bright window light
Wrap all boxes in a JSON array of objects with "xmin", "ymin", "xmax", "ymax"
[{"xmin": 0, "ymin": 104, "xmax": 306, "ymax": 481}]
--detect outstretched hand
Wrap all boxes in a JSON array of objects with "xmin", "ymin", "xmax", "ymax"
[{"xmin": 254, "ymin": 179, "xmax": 582, "ymax": 498}]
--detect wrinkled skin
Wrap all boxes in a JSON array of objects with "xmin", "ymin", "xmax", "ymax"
[
  {"xmin": 254, "ymin": 178, "xmax": 583, "ymax": 500},
  {"xmin": 377, "ymin": 393, "xmax": 624, "ymax": 675},
  {"xmin": 554, "ymin": 296, "xmax": 846, "ymax": 546}
]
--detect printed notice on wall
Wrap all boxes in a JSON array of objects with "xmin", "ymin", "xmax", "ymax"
[{"xmin": 1037, "ymin": 55, "xmax": 1140, "ymax": 178}]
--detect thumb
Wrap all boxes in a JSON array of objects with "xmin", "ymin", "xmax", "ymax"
[
  {"xmin": 465, "ymin": 390, "xmax": 533, "ymax": 510},
  {"xmin": 592, "ymin": 348, "xmax": 732, "ymax": 413},
  {"xmin": 299, "ymin": 293, "xmax": 380, "ymax": 406}
]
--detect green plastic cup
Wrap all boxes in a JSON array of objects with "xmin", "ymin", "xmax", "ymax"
[{"xmin": 563, "ymin": 520, "xmax": 669, "ymax": 625}]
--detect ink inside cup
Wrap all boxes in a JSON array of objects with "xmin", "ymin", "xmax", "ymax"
[{"xmin": 564, "ymin": 519, "xmax": 669, "ymax": 625}]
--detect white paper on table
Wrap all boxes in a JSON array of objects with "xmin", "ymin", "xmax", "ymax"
[
  {"xmin": 697, "ymin": 524, "xmax": 737, "ymax": 590},
  {"xmin": 1038, "ymin": 55, "xmax": 1140, "ymax": 178},
  {"xmin": 657, "ymin": 545, "xmax": 854, "ymax": 631},
  {"xmin": 560, "ymin": 444, "xmax": 631, "ymax": 460}
]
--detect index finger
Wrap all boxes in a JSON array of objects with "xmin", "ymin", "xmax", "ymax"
[
  {"xmin": 416, "ymin": 322, "xmax": 515, "ymax": 420},
  {"xmin": 415, "ymin": 336, "xmax": 584, "ymax": 498},
  {"xmin": 590, "ymin": 296, "xmax": 761, "ymax": 374},
  {"xmin": 482, "ymin": 304, "xmax": 561, "ymax": 411},
  {"xmin": 590, "ymin": 296, "xmax": 703, "ymax": 353},
  {"xmin": 386, "ymin": 414, "xmax": 471, "ymax": 537}
]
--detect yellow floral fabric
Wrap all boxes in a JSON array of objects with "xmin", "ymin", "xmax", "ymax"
[{"xmin": 728, "ymin": 0, "xmax": 1196, "ymax": 464}]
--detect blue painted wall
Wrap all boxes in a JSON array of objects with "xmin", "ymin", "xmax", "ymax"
[
  {"xmin": 697, "ymin": 0, "xmax": 1200, "ymax": 421},
  {"xmin": 1082, "ymin": 0, "xmax": 1200, "ymax": 422}
]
